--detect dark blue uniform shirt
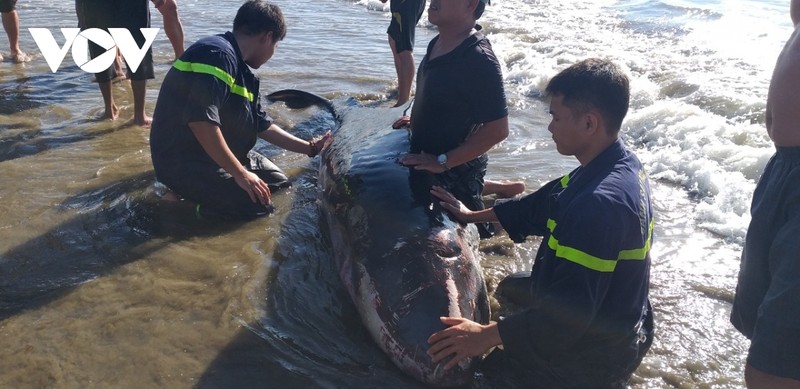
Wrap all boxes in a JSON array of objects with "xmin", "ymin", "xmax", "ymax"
[
  {"xmin": 493, "ymin": 139, "xmax": 654, "ymax": 384},
  {"xmin": 150, "ymin": 31, "xmax": 272, "ymax": 177}
]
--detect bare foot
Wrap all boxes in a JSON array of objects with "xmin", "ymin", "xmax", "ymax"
[
  {"xmin": 0, "ymin": 52, "xmax": 4, "ymax": 62},
  {"xmin": 134, "ymin": 114, "xmax": 152, "ymax": 128},
  {"xmin": 102, "ymin": 104, "xmax": 120, "ymax": 121},
  {"xmin": 11, "ymin": 51, "xmax": 31, "ymax": 63},
  {"xmin": 393, "ymin": 99, "xmax": 409, "ymax": 108}
]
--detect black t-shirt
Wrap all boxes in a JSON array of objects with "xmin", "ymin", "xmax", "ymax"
[
  {"xmin": 409, "ymin": 27, "xmax": 508, "ymax": 156},
  {"xmin": 150, "ymin": 32, "xmax": 272, "ymax": 174}
]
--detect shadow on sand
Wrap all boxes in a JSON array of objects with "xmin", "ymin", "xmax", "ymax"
[{"xmin": 0, "ymin": 171, "xmax": 244, "ymax": 321}]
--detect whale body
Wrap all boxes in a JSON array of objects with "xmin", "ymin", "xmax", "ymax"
[{"xmin": 267, "ymin": 90, "xmax": 490, "ymax": 386}]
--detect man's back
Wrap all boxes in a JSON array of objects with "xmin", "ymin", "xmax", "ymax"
[{"xmin": 766, "ymin": 24, "xmax": 800, "ymax": 147}]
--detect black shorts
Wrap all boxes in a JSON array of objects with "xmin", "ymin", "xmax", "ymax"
[
  {"xmin": 387, "ymin": 0, "xmax": 426, "ymax": 53},
  {"xmin": 732, "ymin": 146, "xmax": 800, "ymax": 380},
  {"xmin": 408, "ymin": 155, "xmax": 492, "ymax": 237},
  {"xmin": 156, "ymin": 151, "xmax": 290, "ymax": 221},
  {"xmin": 437, "ymin": 154, "xmax": 495, "ymax": 238},
  {"xmin": 88, "ymin": 29, "xmax": 155, "ymax": 82},
  {"xmin": 76, "ymin": 0, "xmax": 154, "ymax": 82},
  {"xmin": 0, "ymin": 0, "xmax": 16, "ymax": 13}
]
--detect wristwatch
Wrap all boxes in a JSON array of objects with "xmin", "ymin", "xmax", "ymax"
[{"xmin": 437, "ymin": 153, "xmax": 449, "ymax": 170}]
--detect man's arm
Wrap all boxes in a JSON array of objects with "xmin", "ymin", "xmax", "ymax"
[
  {"xmin": 431, "ymin": 185, "xmax": 499, "ymax": 223},
  {"xmin": 433, "ymin": 177, "xmax": 560, "ymax": 241},
  {"xmin": 258, "ymin": 124, "xmax": 332, "ymax": 157},
  {"xmin": 189, "ymin": 121, "xmax": 271, "ymax": 205},
  {"xmin": 400, "ymin": 116, "xmax": 509, "ymax": 173},
  {"xmin": 448, "ymin": 116, "xmax": 509, "ymax": 168}
]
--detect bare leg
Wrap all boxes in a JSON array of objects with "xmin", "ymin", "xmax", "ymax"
[
  {"xmin": 388, "ymin": 36, "xmax": 414, "ymax": 107},
  {"xmin": 2, "ymin": 10, "xmax": 29, "ymax": 63},
  {"xmin": 483, "ymin": 180, "xmax": 526, "ymax": 199},
  {"xmin": 93, "ymin": 51, "xmax": 125, "ymax": 83},
  {"xmin": 155, "ymin": 0, "xmax": 185, "ymax": 59},
  {"xmin": 98, "ymin": 80, "xmax": 119, "ymax": 120},
  {"xmin": 745, "ymin": 364, "xmax": 800, "ymax": 389},
  {"xmin": 131, "ymin": 79, "xmax": 152, "ymax": 127},
  {"xmin": 113, "ymin": 50, "xmax": 127, "ymax": 81}
]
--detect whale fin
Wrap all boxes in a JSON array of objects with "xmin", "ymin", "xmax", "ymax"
[{"xmin": 265, "ymin": 89, "xmax": 337, "ymax": 117}]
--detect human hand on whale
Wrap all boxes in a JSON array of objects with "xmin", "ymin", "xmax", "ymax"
[
  {"xmin": 234, "ymin": 130, "xmax": 332, "ymax": 206},
  {"xmin": 427, "ymin": 317, "xmax": 502, "ymax": 370},
  {"xmin": 430, "ymin": 185, "xmax": 473, "ymax": 220},
  {"xmin": 308, "ymin": 130, "xmax": 334, "ymax": 157},
  {"xmin": 399, "ymin": 152, "xmax": 448, "ymax": 174}
]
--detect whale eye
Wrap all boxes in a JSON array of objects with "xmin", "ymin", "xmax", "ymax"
[{"xmin": 431, "ymin": 229, "xmax": 461, "ymax": 259}]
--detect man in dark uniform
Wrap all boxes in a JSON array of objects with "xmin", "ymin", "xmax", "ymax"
[
  {"xmin": 380, "ymin": 0, "xmax": 426, "ymax": 107},
  {"xmin": 149, "ymin": 0, "xmax": 331, "ymax": 220},
  {"xmin": 427, "ymin": 58, "xmax": 654, "ymax": 388},
  {"xmin": 398, "ymin": 0, "xmax": 509, "ymax": 239}
]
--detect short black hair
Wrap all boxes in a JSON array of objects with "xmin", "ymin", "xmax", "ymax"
[
  {"xmin": 545, "ymin": 58, "xmax": 630, "ymax": 134},
  {"xmin": 233, "ymin": 1, "xmax": 287, "ymax": 41}
]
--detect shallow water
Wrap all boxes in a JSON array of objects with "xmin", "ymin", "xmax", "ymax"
[{"xmin": 1, "ymin": 0, "xmax": 791, "ymax": 387}]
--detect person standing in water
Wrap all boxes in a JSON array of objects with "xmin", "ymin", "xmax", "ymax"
[
  {"xmin": 731, "ymin": 0, "xmax": 800, "ymax": 387},
  {"xmin": 75, "ymin": 0, "xmax": 154, "ymax": 126},
  {"xmin": 398, "ymin": 0, "xmax": 513, "ymax": 239},
  {"xmin": 0, "ymin": 0, "xmax": 30, "ymax": 63},
  {"xmin": 380, "ymin": 0, "xmax": 426, "ymax": 107}
]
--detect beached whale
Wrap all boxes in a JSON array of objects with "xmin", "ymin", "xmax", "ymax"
[{"xmin": 267, "ymin": 90, "xmax": 490, "ymax": 386}]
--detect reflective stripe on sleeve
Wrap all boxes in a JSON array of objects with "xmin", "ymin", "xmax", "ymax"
[
  {"xmin": 172, "ymin": 59, "xmax": 255, "ymax": 102},
  {"xmin": 546, "ymin": 218, "xmax": 653, "ymax": 272}
]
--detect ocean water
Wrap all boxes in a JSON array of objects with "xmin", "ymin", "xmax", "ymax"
[{"xmin": 0, "ymin": 0, "xmax": 792, "ymax": 387}]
